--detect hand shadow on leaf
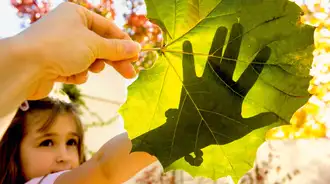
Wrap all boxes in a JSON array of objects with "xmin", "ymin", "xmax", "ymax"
[{"xmin": 131, "ymin": 23, "xmax": 279, "ymax": 168}]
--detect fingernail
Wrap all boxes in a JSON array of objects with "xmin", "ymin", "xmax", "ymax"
[
  {"xmin": 130, "ymin": 65, "xmax": 137, "ymax": 78},
  {"xmin": 125, "ymin": 63, "xmax": 137, "ymax": 79},
  {"xmin": 125, "ymin": 41, "xmax": 141, "ymax": 55}
]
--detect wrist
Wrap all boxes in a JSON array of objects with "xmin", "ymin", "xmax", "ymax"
[
  {"xmin": 1, "ymin": 36, "xmax": 44, "ymax": 99},
  {"xmin": 7, "ymin": 34, "xmax": 44, "ymax": 74}
]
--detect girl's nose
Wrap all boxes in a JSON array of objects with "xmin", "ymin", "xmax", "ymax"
[
  {"xmin": 55, "ymin": 145, "xmax": 71, "ymax": 163},
  {"xmin": 54, "ymin": 147, "xmax": 72, "ymax": 171}
]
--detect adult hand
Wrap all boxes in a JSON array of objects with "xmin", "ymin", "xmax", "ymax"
[{"xmin": 11, "ymin": 2, "xmax": 140, "ymax": 100}]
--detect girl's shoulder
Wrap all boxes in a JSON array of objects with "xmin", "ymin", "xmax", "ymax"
[{"xmin": 25, "ymin": 170, "xmax": 70, "ymax": 184}]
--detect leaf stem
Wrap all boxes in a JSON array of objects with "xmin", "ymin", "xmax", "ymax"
[
  {"xmin": 141, "ymin": 48, "xmax": 163, "ymax": 52},
  {"xmin": 141, "ymin": 47, "xmax": 310, "ymax": 67},
  {"xmin": 142, "ymin": 47, "xmax": 257, "ymax": 64},
  {"xmin": 163, "ymin": 49, "xmax": 269, "ymax": 65}
]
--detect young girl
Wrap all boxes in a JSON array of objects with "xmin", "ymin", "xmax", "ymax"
[{"xmin": 0, "ymin": 97, "xmax": 156, "ymax": 184}]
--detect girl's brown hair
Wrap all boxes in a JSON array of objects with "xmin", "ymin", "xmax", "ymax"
[{"xmin": 0, "ymin": 97, "xmax": 86, "ymax": 184}]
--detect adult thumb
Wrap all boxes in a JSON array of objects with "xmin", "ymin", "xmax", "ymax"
[{"xmin": 96, "ymin": 37, "xmax": 141, "ymax": 61}]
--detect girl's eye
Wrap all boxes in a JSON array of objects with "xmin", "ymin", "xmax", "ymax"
[
  {"xmin": 39, "ymin": 139, "xmax": 53, "ymax": 147},
  {"xmin": 67, "ymin": 139, "xmax": 78, "ymax": 146}
]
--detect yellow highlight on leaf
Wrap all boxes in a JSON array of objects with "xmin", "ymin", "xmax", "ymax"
[{"xmin": 267, "ymin": 0, "xmax": 330, "ymax": 140}]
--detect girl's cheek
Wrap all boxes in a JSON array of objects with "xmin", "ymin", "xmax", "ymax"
[
  {"xmin": 68, "ymin": 147, "xmax": 80, "ymax": 165},
  {"xmin": 68, "ymin": 146, "xmax": 79, "ymax": 154}
]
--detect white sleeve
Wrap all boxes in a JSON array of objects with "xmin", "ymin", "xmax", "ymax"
[{"xmin": 25, "ymin": 170, "xmax": 70, "ymax": 184}]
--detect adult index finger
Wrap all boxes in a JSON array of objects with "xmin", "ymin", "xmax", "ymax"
[{"xmin": 80, "ymin": 4, "xmax": 131, "ymax": 40}]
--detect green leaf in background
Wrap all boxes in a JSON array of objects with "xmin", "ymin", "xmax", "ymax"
[{"xmin": 119, "ymin": 0, "xmax": 314, "ymax": 181}]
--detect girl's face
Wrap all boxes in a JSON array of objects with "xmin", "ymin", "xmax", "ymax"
[{"xmin": 19, "ymin": 111, "xmax": 80, "ymax": 180}]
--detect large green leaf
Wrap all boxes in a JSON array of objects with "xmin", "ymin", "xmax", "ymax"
[{"xmin": 119, "ymin": 0, "xmax": 314, "ymax": 181}]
